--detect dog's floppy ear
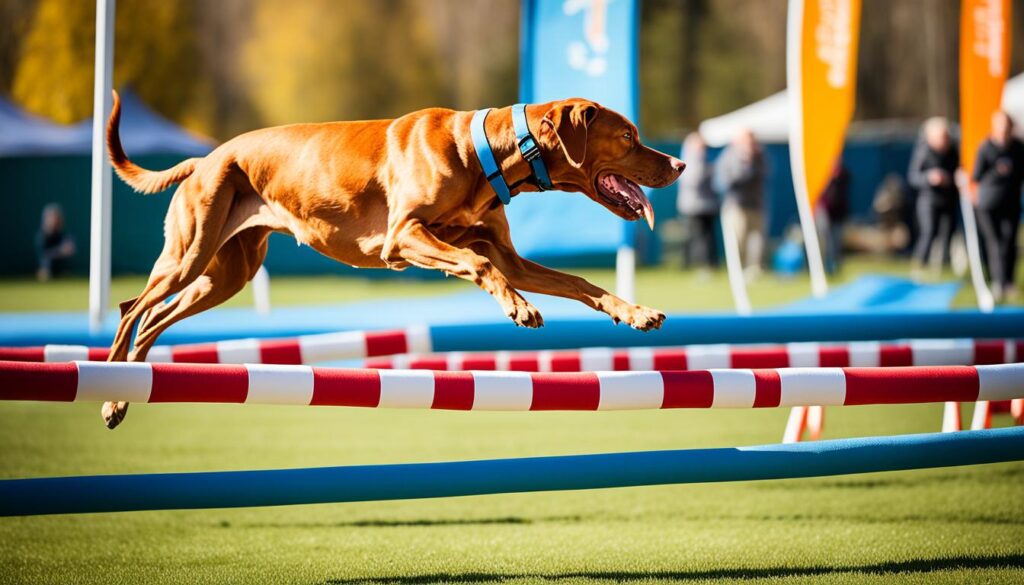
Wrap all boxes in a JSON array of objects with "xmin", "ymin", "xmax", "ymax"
[{"xmin": 540, "ymin": 100, "xmax": 598, "ymax": 168}]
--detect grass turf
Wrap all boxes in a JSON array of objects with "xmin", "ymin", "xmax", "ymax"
[{"xmin": 1, "ymin": 257, "xmax": 1022, "ymax": 584}]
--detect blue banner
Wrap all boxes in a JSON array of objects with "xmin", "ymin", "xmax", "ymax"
[{"xmin": 509, "ymin": 0, "xmax": 639, "ymax": 262}]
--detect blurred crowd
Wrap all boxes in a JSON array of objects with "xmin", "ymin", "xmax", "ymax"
[{"xmin": 676, "ymin": 111, "xmax": 1024, "ymax": 302}]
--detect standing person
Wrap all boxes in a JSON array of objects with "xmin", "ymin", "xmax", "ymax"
[
  {"xmin": 907, "ymin": 117, "xmax": 960, "ymax": 279},
  {"xmin": 36, "ymin": 203, "xmax": 75, "ymax": 281},
  {"xmin": 715, "ymin": 128, "xmax": 766, "ymax": 278},
  {"xmin": 973, "ymin": 111, "xmax": 1024, "ymax": 302},
  {"xmin": 677, "ymin": 132, "xmax": 718, "ymax": 274},
  {"xmin": 815, "ymin": 159, "xmax": 851, "ymax": 274}
]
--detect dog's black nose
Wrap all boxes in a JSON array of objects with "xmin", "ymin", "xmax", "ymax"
[{"xmin": 670, "ymin": 157, "xmax": 686, "ymax": 173}]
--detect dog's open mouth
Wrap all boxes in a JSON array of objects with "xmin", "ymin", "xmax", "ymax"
[{"xmin": 596, "ymin": 173, "xmax": 655, "ymax": 230}]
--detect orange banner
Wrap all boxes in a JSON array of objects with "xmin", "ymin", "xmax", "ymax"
[
  {"xmin": 960, "ymin": 0, "xmax": 1012, "ymax": 198},
  {"xmin": 788, "ymin": 0, "xmax": 861, "ymax": 209}
]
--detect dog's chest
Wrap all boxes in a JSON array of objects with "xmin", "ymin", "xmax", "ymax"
[
  {"xmin": 429, "ymin": 220, "xmax": 477, "ymax": 244},
  {"xmin": 433, "ymin": 194, "xmax": 492, "ymax": 231}
]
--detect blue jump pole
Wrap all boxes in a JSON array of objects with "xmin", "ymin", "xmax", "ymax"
[
  {"xmin": 429, "ymin": 309, "xmax": 1024, "ymax": 351},
  {"xmin": 2, "ymin": 427, "xmax": 1021, "ymax": 517}
]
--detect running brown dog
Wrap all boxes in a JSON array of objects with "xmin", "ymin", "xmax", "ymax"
[{"xmin": 102, "ymin": 90, "xmax": 684, "ymax": 428}]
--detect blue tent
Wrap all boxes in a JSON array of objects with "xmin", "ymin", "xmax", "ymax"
[
  {"xmin": 0, "ymin": 89, "xmax": 213, "ymax": 158},
  {"xmin": 0, "ymin": 97, "xmax": 90, "ymax": 157},
  {"xmin": 0, "ymin": 91, "xmax": 215, "ymax": 276}
]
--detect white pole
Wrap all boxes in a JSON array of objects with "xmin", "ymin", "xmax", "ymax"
[
  {"xmin": 782, "ymin": 405, "xmax": 807, "ymax": 443},
  {"xmin": 719, "ymin": 209, "xmax": 752, "ymax": 315},
  {"xmin": 615, "ymin": 245, "xmax": 635, "ymax": 303},
  {"xmin": 88, "ymin": 0, "xmax": 115, "ymax": 334},
  {"xmin": 942, "ymin": 401, "xmax": 961, "ymax": 432},
  {"xmin": 957, "ymin": 190, "xmax": 995, "ymax": 311},
  {"xmin": 949, "ymin": 183, "xmax": 994, "ymax": 433},
  {"xmin": 792, "ymin": 177, "xmax": 830, "ymax": 298},
  {"xmin": 251, "ymin": 265, "xmax": 272, "ymax": 315},
  {"xmin": 970, "ymin": 400, "xmax": 991, "ymax": 430},
  {"xmin": 786, "ymin": 0, "xmax": 829, "ymax": 299}
]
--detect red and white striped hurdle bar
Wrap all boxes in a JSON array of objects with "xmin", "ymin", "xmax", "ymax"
[
  {"xmin": 363, "ymin": 339, "xmax": 1024, "ymax": 371},
  {"xmin": 0, "ymin": 326, "xmax": 431, "ymax": 365},
  {"xmin": 1, "ymin": 360, "xmax": 1021, "ymax": 411},
  {"xmin": 7, "ymin": 337, "xmax": 1020, "ymax": 370}
]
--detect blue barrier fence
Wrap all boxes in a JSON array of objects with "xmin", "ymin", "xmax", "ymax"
[
  {"xmin": 2, "ymin": 427, "xmax": 1020, "ymax": 516},
  {"xmin": 428, "ymin": 309, "xmax": 1024, "ymax": 352},
  {"xmin": 3, "ymin": 307, "xmax": 1022, "ymax": 349}
]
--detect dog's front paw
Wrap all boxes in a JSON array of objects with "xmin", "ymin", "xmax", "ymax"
[
  {"xmin": 504, "ymin": 295, "xmax": 544, "ymax": 328},
  {"xmin": 101, "ymin": 401, "xmax": 129, "ymax": 429},
  {"xmin": 618, "ymin": 305, "xmax": 665, "ymax": 332}
]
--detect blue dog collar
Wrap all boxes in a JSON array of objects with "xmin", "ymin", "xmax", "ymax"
[
  {"xmin": 470, "ymin": 108, "xmax": 512, "ymax": 205},
  {"xmin": 511, "ymin": 104, "xmax": 553, "ymax": 191},
  {"xmin": 470, "ymin": 104, "xmax": 553, "ymax": 206}
]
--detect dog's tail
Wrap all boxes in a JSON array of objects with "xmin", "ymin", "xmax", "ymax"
[{"xmin": 106, "ymin": 90, "xmax": 200, "ymax": 194}]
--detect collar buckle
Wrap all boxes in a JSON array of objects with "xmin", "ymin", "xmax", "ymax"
[{"xmin": 519, "ymin": 136, "xmax": 541, "ymax": 163}]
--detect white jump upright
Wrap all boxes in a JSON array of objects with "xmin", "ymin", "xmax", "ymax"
[
  {"xmin": 88, "ymin": 0, "xmax": 116, "ymax": 335},
  {"xmin": 251, "ymin": 265, "xmax": 272, "ymax": 315},
  {"xmin": 616, "ymin": 245, "xmax": 636, "ymax": 303},
  {"xmin": 719, "ymin": 212, "xmax": 753, "ymax": 315}
]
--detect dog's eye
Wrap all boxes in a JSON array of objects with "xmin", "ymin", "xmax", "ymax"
[{"xmin": 623, "ymin": 132, "xmax": 633, "ymax": 142}]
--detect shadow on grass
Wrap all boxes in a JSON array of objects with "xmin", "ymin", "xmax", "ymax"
[
  {"xmin": 324, "ymin": 553, "xmax": 1024, "ymax": 584},
  {"xmin": 231, "ymin": 509, "xmax": 1022, "ymax": 531},
  {"xmin": 232, "ymin": 515, "xmax": 585, "ymax": 529},
  {"xmin": 757, "ymin": 465, "xmax": 1024, "ymax": 491},
  {"xmin": 715, "ymin": 512, "xmax": 1024, "ymax": 526}
]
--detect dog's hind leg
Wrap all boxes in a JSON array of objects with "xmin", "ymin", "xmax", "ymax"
[
  {"xmin": 129, "ymin": 228, "xmax": 270, "ymax": 362},
  {"xmin": 104, "ymin": 168, "xmax": 241, "ymax": 428},
  {"xmin": 108, "ymin": 178, "xmax": 237, "ymax": 361}
]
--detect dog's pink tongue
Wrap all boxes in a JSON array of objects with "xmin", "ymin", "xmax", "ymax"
[
  {"xmin": 639, "ymin": 193, "xmax": 655, "ymax": 231},
  {"xmin": 614, "ymin": 175, "xmax": 655, "ymax": 231}
]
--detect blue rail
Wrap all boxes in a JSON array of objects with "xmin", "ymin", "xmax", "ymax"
[
  {"xmin": 2, "ymin": 427, "xmax": 1021, "ymax": 516},
  {"xmin": 429, "ymin": 310, "xmax": 1024, "ymax": 351}
]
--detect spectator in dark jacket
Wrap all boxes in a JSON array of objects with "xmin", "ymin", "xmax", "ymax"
[
  {"xmin": 714, "ymin": 129, "xmax": 766, "ymax": 275},
  {"xmin": 677, "ymin": 132, "xmax": 719, "ymax": 271},
  {"xmin": 907, "ymin": 117, "xmax": 960, "ymax": 277},
  {"xmin": 973, "ymin": 111, "xmax": 1024, "ymax": 302}
]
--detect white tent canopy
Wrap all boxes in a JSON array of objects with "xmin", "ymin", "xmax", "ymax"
[
  {"xmin": 699, "ymin": 72, "xmax": 1024, "ymax": 148},
  {"xmin": 698, "ymin": 91, "xmax": 789, "ymax": 147}
]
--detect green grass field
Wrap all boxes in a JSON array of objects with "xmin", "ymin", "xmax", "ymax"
[{"xmin": 1, "ymin": 258, "xmax": 1022, "ymax": 584}]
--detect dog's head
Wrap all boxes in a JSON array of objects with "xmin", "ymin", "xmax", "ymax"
[{"xmin": 535, "ymin": 98, "xmax": 684, "ymax": 229}]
